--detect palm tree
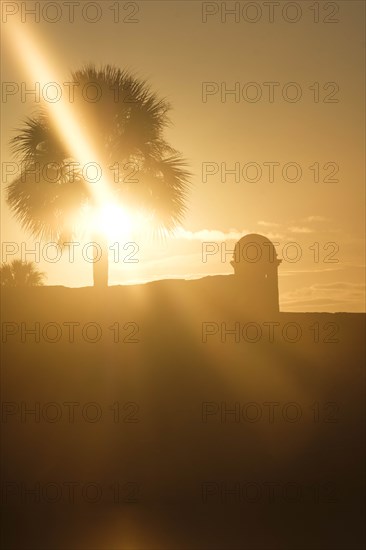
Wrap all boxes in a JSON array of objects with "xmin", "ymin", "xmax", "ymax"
[
  {"xmin": 7, "ymin": 65, "xmax": 190, "ymax": 287},
  {"xmin": 0, "ymin": 259, "xmax": 46, "ymax": 287}
]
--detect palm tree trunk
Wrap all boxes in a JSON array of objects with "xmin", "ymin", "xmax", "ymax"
[{"xmin": 92, "ymin": 233, "xmax": 108, "ymax": 287}]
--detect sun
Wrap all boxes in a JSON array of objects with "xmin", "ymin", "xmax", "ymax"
[
  {"xmin": 94, "ymin": 203, "xmax": 135, "ymax": 241},
  {"xmin": 77, "ymin": 200, "xmax": 154, "ymax": 244},
  {"xmin": 77, "ymin": 202, "xmax": 137, "ymax": 242}
]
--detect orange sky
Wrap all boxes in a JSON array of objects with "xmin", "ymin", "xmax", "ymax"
[{"xmin": 1, "ymin": 1, "xmax": 365, "ymax": 311}]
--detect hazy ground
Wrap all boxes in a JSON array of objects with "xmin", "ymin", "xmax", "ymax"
[{"xmin": 1, "ymin": 280, "xmax": 365, "ymax": 549}]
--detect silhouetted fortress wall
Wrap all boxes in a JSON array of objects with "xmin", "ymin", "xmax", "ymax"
[
  {"xmin": 2, "ymin": 264, "xmax": 365, "ymax": 550},
  {"xmin": 1, "ymin": 281, "xmax": 364, "ymax": 345},
  {"xmin": 1, "ymin": 283, "xmax": 365, "ymax": 549},
  {"xmin": 89, "ymin": 233, "xmax": 283, "ymax": 310}
]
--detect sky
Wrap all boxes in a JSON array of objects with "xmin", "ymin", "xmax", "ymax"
[{"xmin": 1, "ymin": 0, "xmax": 365, "ymax": 311}]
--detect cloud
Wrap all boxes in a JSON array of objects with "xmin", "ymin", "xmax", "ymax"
[
  {"xmin": 281, "ymin": 282, "xmax": 365, "ymax": 312},
  {"xmin": 257, "ymin": 221, "xmax": 281, "ymax": 227},
  {"xmin": 288, "ymin": 226, "xmax": 314, "ymax": 234},
  {"xmin": 310, "ymin": 282, "xmax": 365, "ymax": 291},
  {"xmin": 174, "ymin": 227, "xmax": 285, "ymax": 242},
  {"xmin": 280, "ymin": 266, "xmax": 345, "ymax": 276},
  {"xmin": 305, "ymin": 216, "xmax": 330, "ymax": 222},
  {"xmin": 174, "ymin": 228, "xmax": 248, "ymax": 241}
]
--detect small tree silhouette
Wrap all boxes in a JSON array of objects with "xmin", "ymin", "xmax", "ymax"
[
  {"xmin": 0, "ymin": 260, "xmax": 46, "ymax": 287},
  {"xmin": 7, "ymin": 64, "xmax": 190, "ymax": 286}
]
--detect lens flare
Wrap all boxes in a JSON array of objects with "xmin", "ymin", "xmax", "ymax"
[
  {"xmin": 95, "ymin": 203, "xmax": 134, "ymax": 240},
  {"xmin": 3, "ymin": 21, "xmax": 111, "ymax": 207}
]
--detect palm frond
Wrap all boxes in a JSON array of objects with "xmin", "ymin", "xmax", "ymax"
[
  {"xmin": 7, "ymin": 63, "xmax": 191, "ymax": 244},
  {"xmin": 0, "ymin": 260, "xmax": 46, "ymax": 287}
]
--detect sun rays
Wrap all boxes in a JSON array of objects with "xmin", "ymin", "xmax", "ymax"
[{"xmin": 4, "ymin": 21, "xmax": 118, "ymax": 215}]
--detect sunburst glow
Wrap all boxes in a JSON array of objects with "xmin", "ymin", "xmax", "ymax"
[
  {"xmin": 94, "ymin": 203, "xmax": 134, "ymax": 241},
  {"xmin": 77, "ymin": 202, "xmax": 150, "ymax": 243}
]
